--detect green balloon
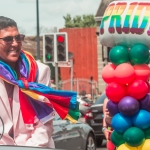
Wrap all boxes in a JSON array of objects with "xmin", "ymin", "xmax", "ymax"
[
  {"xmin": 145, "ymin": 57, "xmax": 150, "ymax": 65},
  {"xmin": 109, "ymin": 45, "xmax": 129, "ymax": 65},
  {"xmin": 129, "ymin": 44, "xmax": 149, "ymax": 64},
  {"xmin": 111, "ymin": 130, "xmax": 125, "ymax": 147},
  {"xmin": 123, "ymin": 127, "xmax": 145, "ymax": 147},
  {"xmin": 144, "ymin": 126, "xmax": 150, "ymax": 139}
]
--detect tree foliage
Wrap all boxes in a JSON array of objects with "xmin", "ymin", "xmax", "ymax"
[{"xmin": 63, "ymin": 14, "xmax": 96, "ymax": 28}]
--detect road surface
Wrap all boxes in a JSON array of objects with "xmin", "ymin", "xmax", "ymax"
[{"xmin": 96, "ymin": 140, "xmax": 107, "ymax": 150}]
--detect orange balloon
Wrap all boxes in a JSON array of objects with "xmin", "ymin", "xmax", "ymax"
[
  {"xmin": 102, "ymin": 64, "xmax": 116, "ymax": 83},
  {"xmin": 133, "ymin": 64, "xmax": 150, "ymax": 81},
  {"xmin": 114, "ymin": 63, "xmax": 135, "ymax": 84}
]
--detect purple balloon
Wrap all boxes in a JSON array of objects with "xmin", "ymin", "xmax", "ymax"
[
  {"xmin": 118, "ymin": 96, "xmax": 139, "ymax": 116},
  {"xmin": 140, "ymin": 94, "xmax": 150, "ymax": 112},
  {"xmin": 107, "ymin": 100, "xmax": 119, "ymax": 116}
]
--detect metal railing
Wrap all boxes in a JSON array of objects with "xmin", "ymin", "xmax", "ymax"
[{"xmin": 58, "ymin": 78, "xmax": 98, "ymax": 101}]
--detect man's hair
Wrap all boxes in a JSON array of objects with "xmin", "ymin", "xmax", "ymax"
[{"xmin": 0, "ymin": 16, "xmax": 18, "ymax": 30}]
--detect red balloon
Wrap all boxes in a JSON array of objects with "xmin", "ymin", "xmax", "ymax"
[
  {"xmin": 106, "ymin": 82, "xmax": 127, "ymax": 103},
  {"xmin": 146, "ymin": 81, "xmax": 150, "ymax": 93},
  {"xmin": 102, "ymin": 64, "xmax": 116, "ymax": 83},
  {"xmin": 114, "ymin": 63, "xmax": 135, "ymax": 84},
  {"xmin": 133, "ymin": 64, "xmax": 150, "ymax": 81},
  {"xmin": 127, "ymin": 79, "xmax": 148, "ymax": 100},
  {"xmin": 107, "ymin": 140, "xmax": 115, "ymax": 150}
]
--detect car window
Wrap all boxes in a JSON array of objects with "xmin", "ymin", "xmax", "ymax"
[{"xmin": 94, "ymin": 92, "xmax": 107, "ymax": 104}]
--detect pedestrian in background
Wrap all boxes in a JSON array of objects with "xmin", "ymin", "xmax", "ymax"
[{"xmin": 102, "ymin": 98, "xmax": 115, "ymax": 150}]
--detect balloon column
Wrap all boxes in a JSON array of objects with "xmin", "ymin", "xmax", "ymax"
[
  {"xmin": 100, "ymin": 0, "xmax": 150, "ymax": 149},
  {"xmin": 102, "ymin": 44, "xmax": 150, "ymax": 150}
]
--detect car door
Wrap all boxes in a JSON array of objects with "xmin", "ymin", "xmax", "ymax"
[
  {"xmin": 52, "ymin": 117, "xmax": 65, "ymax": 149},
  {"xmin": 63, "ymin": 121, "xmax": 83, "ymax": 150}
]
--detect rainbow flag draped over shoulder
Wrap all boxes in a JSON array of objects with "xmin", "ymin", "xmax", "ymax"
[{"xmin": 0, "ymin": 50, "xmax": 79, "ymax": 127}]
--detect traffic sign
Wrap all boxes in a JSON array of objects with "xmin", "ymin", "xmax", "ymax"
[{"xmin": 52, "ymin": 60, "xmax": 72, "ymax": 67}]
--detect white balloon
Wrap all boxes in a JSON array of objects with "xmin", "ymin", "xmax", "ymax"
[{"xmin": 100, "ymin": 1, "xmax": 150, "ymax": 48}]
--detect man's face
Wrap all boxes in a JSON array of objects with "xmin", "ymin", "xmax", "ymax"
[{"xmin": 0, "ymin": 26, "xmax": 22, "ymax": 66}]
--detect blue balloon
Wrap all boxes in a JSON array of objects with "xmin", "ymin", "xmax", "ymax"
[
  {"xmin": 111, "ymin": 113, "xmax": 132, "ymax": 133},
  {"xmin": 132, "ymin": 110, "xmax": 150, "ymax": 130}
]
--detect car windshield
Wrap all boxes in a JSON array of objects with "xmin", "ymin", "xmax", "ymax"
[
  {"xmin": 94, "ymin": 92, "xmax": 107, "ymax": 105},
  {"xmin": 82, "ymin": 98, "xmax": 93, "ymax": 104}
]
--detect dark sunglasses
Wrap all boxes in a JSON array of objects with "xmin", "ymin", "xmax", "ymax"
[{"xmin": 0, "ymin": 34, "xmax": 25, "ymax": 44}]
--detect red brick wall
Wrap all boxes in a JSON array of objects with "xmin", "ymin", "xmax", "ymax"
[{"xmin": 59, "ymin": 28, "xmax": 98, "ymax": 82}]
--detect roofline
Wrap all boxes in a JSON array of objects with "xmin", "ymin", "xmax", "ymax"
[{"xmin": 95, "ymin": 0, "xmax": 102, "ymax": 17}]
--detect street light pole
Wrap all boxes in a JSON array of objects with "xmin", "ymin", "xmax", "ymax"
[{"xmin": 36, "ymin": 0, "xmax": 40, "ymax": 61}]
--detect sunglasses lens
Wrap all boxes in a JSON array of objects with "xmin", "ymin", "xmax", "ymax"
[
  {"xmin": 15, "ymin": 34, "xmax": 25, "ymax": 42},
  {"xmin": 1, "ymin": 34, "xmax": 25, "ymax": 44},
  {"xmin": 3, "ymin": 36, "xmax": 13, "ymax": 43}
]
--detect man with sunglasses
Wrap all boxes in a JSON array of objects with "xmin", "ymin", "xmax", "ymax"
[{"xmin": 0, "ymin": 16, "xmax": 55, "ymax": 147}]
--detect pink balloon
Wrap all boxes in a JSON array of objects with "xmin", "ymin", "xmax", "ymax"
[
  {"xmin": 127, "ymin": 79, "xmax": 148, "ymax": 100},
  {"xmin": 114, "ymin": 63, "xmax": 135, "ymax": 84},
  {"xmin": 102, "ymin": 64, "xmax": 116, "ymax": 83},
  {"xmin": 133, "ymin": 64, "xmax": 150, "ymax": 81},
  {"xmin": 106, "ymin": 82, "xmax": 127, "ymax": 103}
]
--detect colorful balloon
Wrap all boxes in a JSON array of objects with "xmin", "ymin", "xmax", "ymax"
[
  {"xmin": 106, "ymin": 82, "xmax": 127, "ymax": 103},
  {"xmin": 111, "ymin": 130, "xmax": 124, "ymax": 147},
  {"xmin": 118, "ymin": 96, "xmax": 139, "ymax": 116},
  {"xmin": 111, "ymin": 113, "xmax": 132, "ymax": 133},
  {"xmin": 127, "ymin": 79, "xmax": 148, "ymax": 100},
  {"xmin": 114, "ymin": 63, "xmax": 135, "ymax": 84},
  {"xmin": 138, "ymin": 139, "xmax": 150, "ymax": 150},
  {"xmin": 107, "ymin": 100, "xmax": 119, "ymax": 116},
  {"xmin": 145, "ymin": 57, "xmax": 150, "ymax": 65},
  {"xmin": 129, "ymin": 44, "xmax": 149, "ymax": 64},
  {"xmin": 143, "ymin": 126, "xmax": 150, "ymax": 139},
  {"xmin": 102, "ymin": 64, "xmax": 116, "ymax": 83},
  {"xmin": 109, "ymin": 45, "xmax": 129, "ymax": 65},
  {"xmin": 106, "ymin": 140, "xmax": 115, "ymax": 150},
  {"xmin": 133, "ymin": 64, "xmax": 150, "ymax": 81},
  {"xmin": 139, "ymin": 94, "xmax": 150, "ymax": 112},
  {"xmin": 132, "ymin": 110, "xmax": 150, "ymax": 130},
  {"xmin": 117, "ymin": 144, "xmax": 137, "ymax": 150},
  {"xmin": 123, "ymin": 127, "xmax": 145, "ymax": 147}
]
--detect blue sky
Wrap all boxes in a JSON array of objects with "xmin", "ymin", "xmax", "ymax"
[{"xmin": 1, "ymin": 0, "xmax": 100, "ymax": 35}]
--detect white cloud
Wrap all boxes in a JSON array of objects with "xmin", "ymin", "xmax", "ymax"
[{"xmin": 0, "ymin": 0, "xmax": 100, "ymax": 35}]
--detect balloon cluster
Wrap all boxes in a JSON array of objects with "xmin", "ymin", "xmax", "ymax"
[{"xmin": 102, "ymin": 44, "xmax": 150, "ymax": 150}]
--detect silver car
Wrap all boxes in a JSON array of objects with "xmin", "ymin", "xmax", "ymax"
[{"xmin": 52, "ymin": 115, "xmax": 96, "ymax": 150}]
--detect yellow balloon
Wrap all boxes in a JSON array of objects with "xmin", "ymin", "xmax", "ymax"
[
  {"xmin": 138, "ymin": 139, "xmax": 150, "ymax": 150},
  {"xmin": 117, "ymin": 144, "xmax": 138, "ymax": 150}
]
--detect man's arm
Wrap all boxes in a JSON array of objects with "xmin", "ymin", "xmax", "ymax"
[
  {"xmin": 25, "ymin": 120, "xmax": 54, "ymax": 147},
  {"xmin": 25, "ymin": 62, "xmax": 54, "ymax": 147},
  {"xmin": 36, "ymin": 61, "xmax": 51, "ymax": 87}
]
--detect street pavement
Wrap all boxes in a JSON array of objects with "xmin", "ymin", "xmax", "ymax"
[{"xmin": 96, "ymin": 140, "xmax": 107, "ymax": 150}]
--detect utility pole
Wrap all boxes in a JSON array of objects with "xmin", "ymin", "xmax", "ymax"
[
  {"xmin": 36, "ymin": 0, "xmax": 40, "ymax": 61},
  {"xmin": 54, "ymin": 27, "xmax": 59, "ymax": 90},
  {"xmin": 70, "ymin": 59, "xmax": 73, "ymax": 91}
]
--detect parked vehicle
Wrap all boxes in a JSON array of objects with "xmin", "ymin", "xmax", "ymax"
[
  {"xmin": 77, "ymin": 95, "xmax": 93, "ymax": 115},
  {"xmin": 84, "ymin": 92, "xmax": 107, "ymax": 147},
  {"xmin": 52, "ymin": 114, "xmax": 96, "ymax": 150},
  {"xmin": 0, "ymin": 145, "xmax": 63, "ymax": 150}
]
